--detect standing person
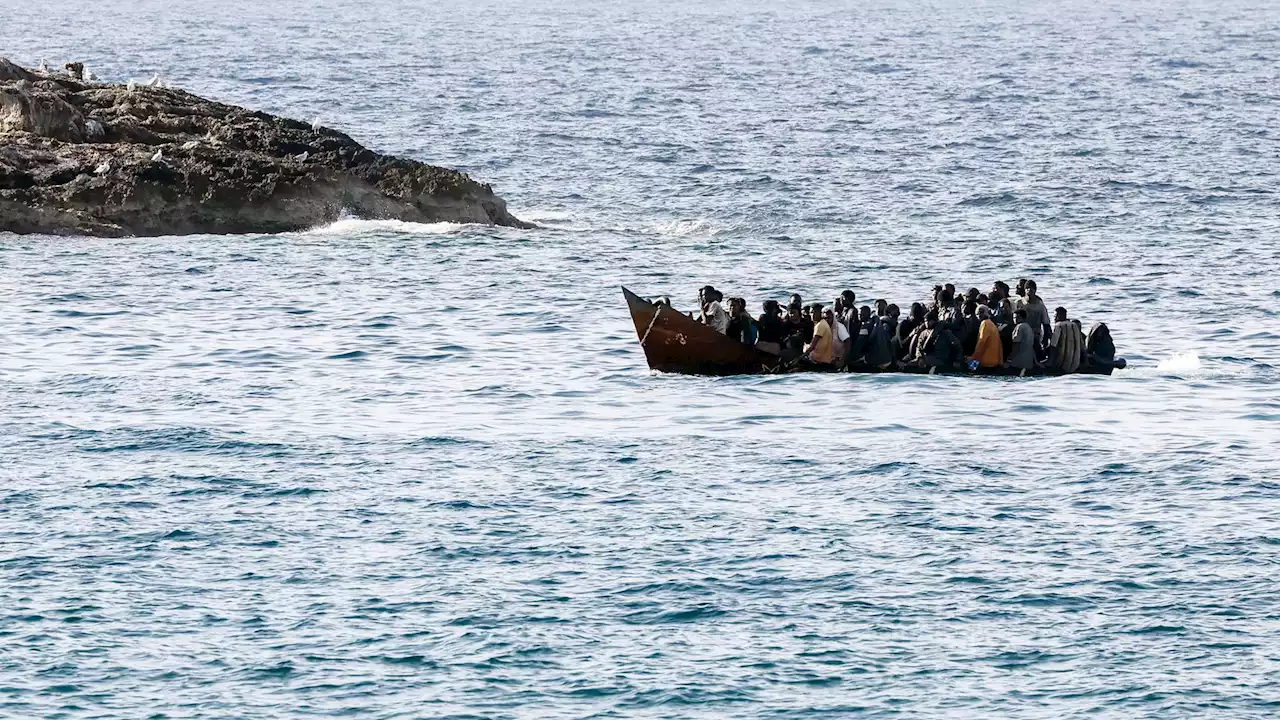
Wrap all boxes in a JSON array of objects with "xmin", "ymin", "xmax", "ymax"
[
  {"xmin": 874, "ymin": 298, "xmax": 888, "ymax": 319},
  {"xmin": 1048, "ymin": 307, "xmax": 1083, "ymax": 373},
  {"xmin": 968, "ymin": 306, "xmax": 1003, "ymax": 368},
  {"xmin": 1007, "ymin": 309, "xmax": 1037, "ymax": 372},
  {"xmin": 699, "ymin": 285, "xmax": 728, "ymax": 333},
  {"xmin": 755, "ymin": 300, "xmax": 787, "ymax": 355},
  {"xmin": 1021, "ymin": 280, "xmax": 1052, "ymax": 353}
]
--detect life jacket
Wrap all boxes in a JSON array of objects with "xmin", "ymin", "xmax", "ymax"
[{"xmin": 1087, "ymin": 322, "xmax": 1115, "ymax": 362}]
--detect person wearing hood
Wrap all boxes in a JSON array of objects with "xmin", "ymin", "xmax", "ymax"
[{"xmin": 968, "ymin": 305, "xmax": 1003, "ymax": 369}]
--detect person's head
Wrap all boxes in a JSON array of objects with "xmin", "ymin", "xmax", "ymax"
[
  {"xmin": 964, "ymin": 300, "xmax": 977, "ymax": 316},
  {"xmin": 910, "ymin": 302, "xmax": 925, "ymax": 321},
  {"xmin": 925, "ymin": 310, "xmax": 939, "ymax": 329},
  {"xmin": 944, "ymin": 283, "xmax": 955, "ymax": 295},
  {"xmin": 700, "ymin": 285, "xmax": 717, "ymax": 303},
  {"xmin": 788, "ymin": 293, "xmax": 802, "ymax": 308},
  {"xmin": 802, "ymin": 305, "xmax": 812, "ymax": 321},
  {"xmin": 1016, "ymin": 309, "xmax": 1028, "ymax": 323},
  {"xmin": 859, "ymin": 305, "xmax": 872, "ymax": 321},
  {"xmin": 730, "ymin": 297, "xmax": 746, "ymax": 315},
  {"xmin": 940, "ymin": 286, "xmax": 955, "ymax": 306},
  {"xmin": 763, "ymin": 299, "xmax": 781, "ymax": 317},
  {"xmin": 953, "ymin": 295, "xmax": 965, "ymax": 309},
  {"xmin": 1072, "ymin": 318, "xmax": 1082, "ymax": 329},
  {"xmin": 978, "ymin": 305, "xmax": 992, "ymax": 320},
  {"xmin": 966, "ymin": 287, "xmax": 980, "ymax": 301},
  {"xmin": 833, "ymin": 297, "xmax": 844, "ymax": 315},
  {"xmin": 1026, "ymin": 279, "xmax": 1038, "ymax": 298},
  {"xmin": 993, "ymin": 281, "xmax": 1009, "ymax": 300},
  {"xmin": 1016, "ymin": 279, "xmax": 1027, "ymax": 297},
  {"xmin": 875, "ymin": 298, "xmax": 888, "ymax": 315},
  {"xmin": 841, "ymin": 289, "xmax": 856, "ymax": 307},
  {"xmin": 1054, "ymin": 306, "xmax": 1067, "ymax": 322},
  {"xmin": 822, "ymin": 307, "xmax": 834, "ymax": 323},
  {"xmin": 887, "ymin": 303, "xmax": 900, "ymax": 320},
  {"xmin": 977, "ymin": 293, "xmax": 989, "ymax": 306},
  {"xmin": 810, "ymin": 303, "xmax": 824, "ymax": 320},
  {"xmin": 787, "ymin": 304, "xmax": 802, "ymax": 321}
]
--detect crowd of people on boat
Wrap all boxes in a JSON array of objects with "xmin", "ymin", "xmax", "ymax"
[{"xmin": 682, "ymin": 279, "xmax": 1118, "ymax": 374}]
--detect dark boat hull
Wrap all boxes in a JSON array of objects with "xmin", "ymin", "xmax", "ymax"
[{"xmin": 622, "ymin": 287, "xmax": 1121, "ymax": 377}]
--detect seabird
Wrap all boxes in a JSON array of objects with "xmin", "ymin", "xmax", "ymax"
[
  {"xmin": 150, "ymin": 149, "xmax": 164, "ymax": 163},
  {"xmin": 38, "ymin": 58, "xmax": 48, "ymax": 73},
  {"xmin": 311, "ymin": 116, "xmax": 322, "ymax": 131},
  {"xmin": 294, "ymin": 151, "xmax": 309, "ymax": 163},
  {"xmin": 94, "ymin": 161, "xmax": 111, "ymax": 175},
  {"xmin": 147, "ymin": 74, "xmax": 160, "ymax": 87}
]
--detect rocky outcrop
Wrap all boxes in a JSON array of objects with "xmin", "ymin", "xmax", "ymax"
[{"xmin": 0, "ymin": 57, "xmax": 530, "ymax": 236}]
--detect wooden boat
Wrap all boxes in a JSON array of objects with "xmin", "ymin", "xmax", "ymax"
[{"xmin": 622, "ymin": 286, "xmax": 1125, "ymax": 377}]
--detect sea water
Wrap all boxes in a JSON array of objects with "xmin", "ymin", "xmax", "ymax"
[{"xmin": 2, "ymin": 0, "xmax": 1279, "ymax": 716}]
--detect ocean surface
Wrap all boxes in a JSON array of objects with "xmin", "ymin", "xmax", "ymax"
[{"xmin": 3, "ymin": 0, "xmax": 1280, "ymax": 717}]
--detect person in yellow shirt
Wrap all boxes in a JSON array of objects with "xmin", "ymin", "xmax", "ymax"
[
  {"xmin": 968, "ymin": 305, "xmax": 1003, "ymax": 368},
  {"xmin": 806, "ymin": 306, "xmax": 837, "ymax": 365}
]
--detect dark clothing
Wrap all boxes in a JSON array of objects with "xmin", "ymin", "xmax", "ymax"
[
  {"xmin": 929, "ymin": 327, "xmax": 964, "ymax": 367},
  {"xmin": 756, "ymin": 314, "xmax": 787, "ymax": 345},
  {"xmin": 896, "ymin": 318, "xmax": 920, "ymax": 359},
  {"xmin": 1086, "ymin": 322, "xmax": 1116, "ymax": 365},
  {"xmin": 959, "ymin": 314, "xmax": 981, "ymax": 355},
  {"xmin": 998, "ymin": 321, "xmax": 1014, "ymax": 360},
  {"xmin": 782, "ymin": 317, "xmax": 813, "ymax": 356},
  {"xmin": 864, "ymin": 320, "xmax": 894, "ymax": 368},
  {"xmin": 727, "ymin": 314, "xmax": 754, "ymax": 345}
]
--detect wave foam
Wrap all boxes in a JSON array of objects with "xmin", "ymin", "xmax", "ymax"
[
  {"xmin": 1156, "ymin": 353, "xmax": 1203, "ymax": 374},
  {"xmin": 303, "ymin": 217, "xmax": 468, "ymax": 236}
]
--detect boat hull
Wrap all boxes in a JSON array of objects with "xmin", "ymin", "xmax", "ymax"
[{"xmin": 623, "ymin": 287, "xmax": 1121, "ymax": 377}]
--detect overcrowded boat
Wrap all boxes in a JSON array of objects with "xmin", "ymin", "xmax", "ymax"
[{"xmin": 623, "ymin": 282, "xmax": 1126, "ymax": 377}]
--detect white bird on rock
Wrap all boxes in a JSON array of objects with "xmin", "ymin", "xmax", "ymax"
[
  {"xmin": 147, "ymin": 74, "xmax": 160, "ymax": 88},
  {"xmin": 310, "ymin": 116, "xmax": 322, "ymax": 132},
  {"xmin": 150, "ymin": 149, "xmax": 164, "ymax": 163},
  {"xmin": 38, "ymin": 58, "xmax": 49, "ymax": 73},
  {"xmin": 94, "ymin": 161, "xmax": 111, "ymax": 175},
  {"xmin": 294, "ymin": 151, "xmax": 309, "ymax": 163},
  {"xmin": 82, "ymin": 66, "xmax": 95, "ymax": 82}
]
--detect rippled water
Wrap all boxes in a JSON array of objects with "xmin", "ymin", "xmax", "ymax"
[{"xmin": 4, "ymin": 1, "xmax": 1280, "ymax": 717}]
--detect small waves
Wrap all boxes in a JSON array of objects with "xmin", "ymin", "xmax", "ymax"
[{"xmin": 302, "ymin": 217, "xmax": 471, "ymax": 236}]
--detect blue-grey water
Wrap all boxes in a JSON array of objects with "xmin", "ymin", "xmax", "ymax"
[{"xmin": 3, "ymin": 1, "xmax": 1280, "ymax": 717}]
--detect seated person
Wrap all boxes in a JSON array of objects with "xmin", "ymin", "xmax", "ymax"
[
  {"xmin": 755, "ymin": 300, "xmax": 787, "ymax": 355},
  {"xmin": 1007, "ymin": 309, "xmax": 1037, "ymax": 372},
  {"xmin": 725, "ymin": 297, "xmax": 756, "ymax": 345},
  {"xmin": 806, "ymin": 306, "xmax": 839, "ymax": 366},
  {"xmin": 968, "ymin": 306, "xmax": 1003, "ymax": 368}
]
